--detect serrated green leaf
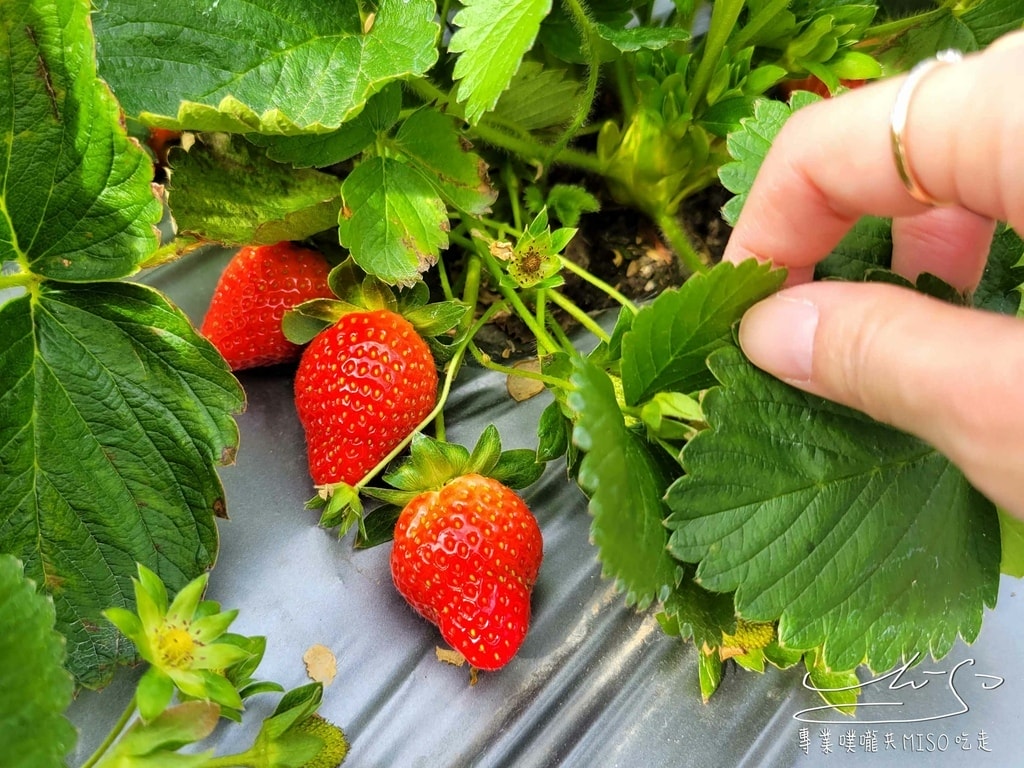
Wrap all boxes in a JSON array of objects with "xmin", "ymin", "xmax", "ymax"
[
  {"xmin": 882, "ymin": 0, "xmax": 1024, "ymax": 68},
  {"xmin": 392, "ymin": 108, "xmax": 497, "ymax": 215},
  {"xmin": 492, "ymin": 61, "xmax": 585, "ymax": 132},
  {"xmin": 815, "ymin": 216, "xmax": 892, "ymax": 281},
  {"xmin": 974, "ymin": 224, "xmax": 1024, "ymax": 316},
  {"xmin": 338, "ymin": 157, "xmax": 448, "ymax": 287},
  {"xmin": 0, "ymin": 282, "xmax": 243, "ymax": 687},
  {"xmin": 568, "ymin": 358, "xmax": 679, "ymax": 609},
  {"xmin": 719, "ymin": 92, "xmax": 820, "ymax": 226},
  {"xmin": 620, "ymin": 260, "xmax": 786, "ymax": 404},
  {"xmin": 449, "ymin": 0, "xmax": 554, "ymax": 125},
  {"xmin": 998, "ymin": 509, "xmax": 1024, "ymax": 578},
  {"xmin": 1, "ymin": 0, "xmax": 161, "ymax": 282},
  {"xmin": 666, "ymin": 346, "xmax": 1000, "ymax": 672},
  {"xmin": 532, "ymin": 184, "xmax": 601, "ymax": 227},
  {"xmin": 0, "ymin": 556, "xmax": 75, "ymax": 768},
  {"xmin": 167, "ymin": 135, "xmax": 340, "ymax": 245},
  {"xmin": 251, "ymin": 84, "xmax": 403, "ymax": 169},
  {"xmin": 93, "ymin": 0, "xmax": 439, "ymax": 134}
]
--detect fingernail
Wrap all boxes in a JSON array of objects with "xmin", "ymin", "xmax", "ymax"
[{"xmin": 738, "ymin": 295, "xmax": 819, "ymax": 383}]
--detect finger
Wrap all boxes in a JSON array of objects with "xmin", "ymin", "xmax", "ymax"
[
  {"xmin": 723, "ymin": 33, "xmax": 1024, "ymax": 273},
  {"xmin": 890, "ymin": 207, "xmax": 995, "ymax": 292},
  {"xmin": 737, "ymin": 281, "xmax": 1024, "ymax": 516}
]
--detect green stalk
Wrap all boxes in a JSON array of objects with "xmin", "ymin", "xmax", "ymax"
[
  {"xmin": 406, "ymin": 76, "xmax": 606, "ymax": 175},
  {"xmin": 469, "ymin": 342, "xmax": 571, "ymax": 389},
  {"xmin": 0, "ymin": 271, "xmax": 37, "ymax": 292},
  {"xmin": 730, "ymin": 0, "xmax": 791, "ymax": 51},
  {"xmin": 655, "ymin": 210, "xmax": 708, "ymax": 275},
  {"xmin": 686, "ymin": 0, "xmax": 746, "ymax": 114},
  {"xmin": 548, "ymin": 290, "xmax": 611, "ymax": 344},
  {"xmin": 558, "ymin": 255, "xmax": 638, "ymax": 314},
  {"xmin": 459, "ymin": 253, "xmax": 482, "ymax": 332},
  {"xmin": 80, "ymin": 695, "xmax": 138, "ymax": 768},
  {"xmin": 547, "ymin": 0, "xmax": 602, "ymax": 168},
  {"xmin": 612, "ymin": 56, "xmax": 637, "ymax": 118},
  {"xmin": 471, "ymin": 121, "xmax": 607, "ymax": 175},
  {"xmin": 862, "ymin": 8, "xmax": 945, "ymax": 42},
  {"xmin": 478, "ymin": 251, "xmax": 562, "ymax": 354}
]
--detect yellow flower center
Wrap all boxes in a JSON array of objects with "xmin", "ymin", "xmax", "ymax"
[{"xmin": 155, "ymin": 625, "xmax": 196, "ymax": 669}]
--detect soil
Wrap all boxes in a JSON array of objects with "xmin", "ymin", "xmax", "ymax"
[{"xmin": 476, "ymin": 184, "xmax": 734, "ymax": 359}]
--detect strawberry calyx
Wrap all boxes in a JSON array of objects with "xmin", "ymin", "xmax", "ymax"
[
  {"xmin": 342, "ymin": 426, "xmax": 544, "ymax": 549},
  {"xmin": 282, "ymin": 258, "xmax": 467, "ymax": 351}
]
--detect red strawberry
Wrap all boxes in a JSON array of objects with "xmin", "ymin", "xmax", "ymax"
[
  {"xmin": 201, "ymin": 242, "xmax": 333, "ymax": 371},
  {"xmin": 294, "ymin": 309, "xmax": 438, "ymax": 486},
  {"xmin": 390, "ymin": 473, "xmax": 543, "ymax": 671},
  {"xmin": 778, "ymin": 76, "xmax": 866, "ymax": 100}
]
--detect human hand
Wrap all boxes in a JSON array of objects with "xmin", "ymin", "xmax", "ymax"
[{"xmin": 723, "ymin": 30, "xmax": 1024, "ymax": 518}]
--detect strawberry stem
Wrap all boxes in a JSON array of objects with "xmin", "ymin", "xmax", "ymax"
[
  {"xmin": 547, "ymin": 290, "xmax": 611, "ymax": 344},
  {"xmin": 545, "ymin": 0, "xmax": 601, "ymax": 170},
  {"xmin": 558, "ymin": 256, "xmax": 639, "ymax": 315},
  {"xmin": 468, "ymin": 342, "xmax": 572, "ymax": 389}
]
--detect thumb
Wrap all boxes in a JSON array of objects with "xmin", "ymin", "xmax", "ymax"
[{"xmin": 737, "ymin": 281, "xmax": 1024, "ymax": 516}]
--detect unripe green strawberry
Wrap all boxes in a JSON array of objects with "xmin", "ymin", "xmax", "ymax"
[
  {"xmin": 294, "ymin": 309, "xmax": 438, "ymax": 486},
  {"xmin": 390, "ymin": 473, "xmax": 543, "ymax": 671},
  {"xmin": 201, "ymin": 242, "xmax": 333, "ymax": 371}
]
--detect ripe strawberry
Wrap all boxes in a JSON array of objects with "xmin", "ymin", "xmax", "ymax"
[
  {"xmin": 200, "ymin": 242, "xmax": 333, "ymax": 371},
  {"xmin": 777, "ymin": 76, "xmax": 866, "ymax": 100},
  {"xmin": 294, "ymin": 309, "xmax": 438, "ymax": 486},
  {"xmin": 390, "ymin": 473, "xmax": 543, "ymax": 671}
]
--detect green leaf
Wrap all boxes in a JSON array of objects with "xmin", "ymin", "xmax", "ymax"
[
  {"xmin": 392, "ymin": 108, "xmax": 498, "ymax": 215},
  {"xmin": 492, "ymin": 61, "xmax": 585, "ymax": 132},
  {"xmin": 354, "ymin": 505, "xmax": 402, "ymax": 549},
  {"xmin": 338, "ymin": 157, "xmax": 448, "ymax": 286},
  {"xmin": 0, "ymin": 282, "xmax": 243, "ymax": 687},
  {"xmin": 998, "ymin": 509, "xmax": 1024, "ymax": 578},
  {"xmin": 93, "ymin": 0, "xmax": 440, "ymax": 134},
  {"xmin": 1, "ymin": 0, "xmax": 161, "ymax": 282},
  {"xmin": 657, "ymin": 569, "xmax": 736, "ymax": 649},
  {"xmin": 449, "ymin": 0, "xmax": 554, "ymax": 125},
  {"xmin": 568, "ymin": 358, "xmax": 679, "ymax": 609},
  {"xmin": 666, "ymin": 346, "xmax": 1000, "ymax": 672},
  {"xmin": 111, "ymin": 701, "xmax": 219, "ymax": 758},
  {"xmin": 719, "ymin": 92, "xmax": 820, "ymax": 226},
  {"xmin": 0, "ymin": 556, "xmax": 75, "ymax": 768},
  {"xmin": 815, "ymin": 216, "xmax": 892, "ymax": 281},
  {"xmin": 536, "ymin": 400, "xmax": 570, "ymax": 462},
  {"xmin": 973, "ymin": 224, "xmax": 1024, "ymax": 316},
  {"xmin": 167, "ymin": 135, "xmax": 341, "ymax": 245},
  {"xmin": 251, "ymin": 84, "xmax": 403, "ymax": 169},
  {"xmin": 883, "ymin": 0, "xmax": 1024, "ymax": 68},
  {"xmin": 620, "ymin": 260, "xmax": 786, "ymax": 404},
  {"xmin": 402, "ymin": 301, "xmax": 470, "ymax": 338},
  {"xmin": 527, "ymin": 184, "xmax": 601, "ymax": 227},
  {"xmin": 697, "ymin": 647, "xmax": 723, "ymax": 703},
  {"xmin": 594, "ymin": 22, "xmax": 690, "ymax": 52},
  {"xmin": 489, "ymin": 449, "xmax": 546, "ymax": 489},
  {"xmin": 804, "ymin": 649, "xmax": 860, "ymax": 716}
]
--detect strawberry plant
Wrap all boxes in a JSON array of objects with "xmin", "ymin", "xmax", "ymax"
[{"xmin": 4, "ymin": 0, "xmax": 1024, "ymax": 762}]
